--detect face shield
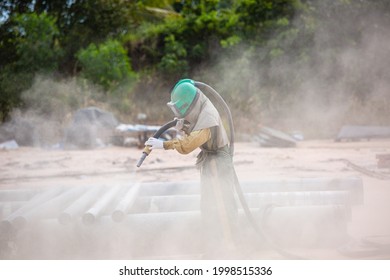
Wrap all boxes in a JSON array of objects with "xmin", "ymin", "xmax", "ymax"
[
  {"xmin": 167, "ymin": 99, "xmax": 194, "ymax": 135},
  {"xmin": 167, "ymin": 101, "xmax": 182, "ymax": 118}
]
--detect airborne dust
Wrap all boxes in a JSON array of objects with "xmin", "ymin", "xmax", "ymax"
[{"xmin": 1, "ymin": 2, "xmax": 390, "ymax": 260}]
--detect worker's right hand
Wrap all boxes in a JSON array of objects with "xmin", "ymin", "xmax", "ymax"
[{"xmin": 145, "ymin": 137, "xmax": 164, "ymax": 150}]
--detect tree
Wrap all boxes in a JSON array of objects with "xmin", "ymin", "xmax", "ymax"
[
  {"xmin": 12, "ymin": 12, "xmax": 62, "ymax": 72},
  {"xmin": 0, "ymin": 12, "xmax": 62, "ymax": 122},
  {"xmin": 76, "ymin": 39, "xmax": 137, "ymax": 91}
]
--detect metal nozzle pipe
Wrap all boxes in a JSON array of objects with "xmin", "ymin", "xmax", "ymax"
[{"xmin": 136, "ymin": 152, "xmax": 148, "ymax": 168}]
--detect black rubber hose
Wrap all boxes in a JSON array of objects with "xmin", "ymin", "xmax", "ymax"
[
  {"xmin": 232, "ymin": 171, "xmax": 305, "ymax": 259},
  {"xmin": 195, "ymin": 81, "xmax": 305, "ymax": 259},
  {"xmin": 194, "ymin": 81, "xmax": 235, "ymax": 155},
  {"xmin": 137, "ymin": 81, "xmax": 305, "ymax": 258},
  {"xmin": 151, "ymin": 119, "xmax": 178, "ymax": 139},
  {"xmin": 136, "ymin": 119, "xmax": 178, "ymax": 167}
]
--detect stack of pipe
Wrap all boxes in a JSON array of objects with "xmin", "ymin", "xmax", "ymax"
[{"xmin": 0, "ymin": 176, "xmax": 364, "ymax": 259}]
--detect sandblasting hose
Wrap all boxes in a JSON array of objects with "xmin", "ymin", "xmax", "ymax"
[
  {"xmin": 135, "ymin": 81, "xmax": 304, "ymax": 258},
  {"xmin": 195, "ymin": 81, "xmax": 305, "ymax": 259},
  {"xmin": 136, "ymin": 119, "xmax": 178, "ymax": 167},
  {"xmin": 194, "ymin": 81, "xmax": 235, "ymax": 155}
]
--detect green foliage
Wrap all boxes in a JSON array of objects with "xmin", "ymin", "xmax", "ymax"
[
  {"xmin": 220, "ymin": 35, "xmax": 241, "ymax": 48},
  {"xmin": 158, "ymin": 34, "xmax": 189, "ymax": 77},
  {"xmin": 1, "ymin": 0, "xmax": 390, "ymax": 129},
  {"xmin": 12, "ymin": 12, "xmax": 62, "ymax": 72},
  {"xmin": 0, "ymin": 12, "xmax": 62, "ymax": 121},
  {"xmin": 0, "ymin": 67, "xmax": 33, "ymax": 122},
  {"xmin": 76, "ymin": 39, "xmax": 137, "ymax": 91}
]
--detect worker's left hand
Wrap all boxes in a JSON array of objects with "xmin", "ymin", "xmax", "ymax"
[{"xmin": 145, "ymin": 137, "xmax": 164, "ymax": 150}]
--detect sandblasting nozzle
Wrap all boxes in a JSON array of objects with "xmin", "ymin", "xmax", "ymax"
[
  {"xmin": 136, "ymin": 152, "xmax": 147, "ymax": 167},
  {"xmin": 136, "ymin": 146, "xmax": 152, "ymax": 168}
]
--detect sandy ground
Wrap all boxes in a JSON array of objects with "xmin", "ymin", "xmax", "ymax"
[{"xmin": 1, "ymin": 139, "xmax": 390, "ymax": 259}]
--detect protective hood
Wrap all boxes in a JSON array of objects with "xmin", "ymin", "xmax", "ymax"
[{"xmin": 184, "ymin": 88, "xmax": 229, "ymax": 148}]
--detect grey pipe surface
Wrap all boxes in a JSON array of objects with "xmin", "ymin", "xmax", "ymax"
[
  {"xmin": 241, "ymin": 177, "xmax": 363, "ymax": 204},
  {"xmin": 11, "ymin": 186, "xmax": 88, "ymax": 229},
  {"xmin": 111, "ymin": 182, "xmax": 141, "ymax": 222},
  {"xmin": 2, "ymin": 204, "xmax": 351, "ymax": 259},
  {"xmin": 0, "ymin": 189, "xmax": 39, "ymax": 202},
  {"xmin": 147, "ymin": 194, "xmax": 200, "ymax": 213},
  {"xmin": 58, "ymin": 186, "xmax": 104, "ymax": 225},
  {"xmin": 243, "ymin": 190, "xmax": 351, "ymax": 207},
  {"xmin": 2, "ymin": 187, "xmax": 64, "ymax": 230},
  {"xmin": 138, "ymin": 190, "xmax": 351, "ymax": 213},
  {"xmin": 138, "ymin": 177, "xmax": 363, "ymax": 204},
  {"xmin": 82, "ymin": 185, "xmax": 124, "ymax": 225},
  {"xmin": 138, "ymin": 181, "xmax": 199, "ymax": 196},
  {"xmin": 0, "ymin": 201, "xmax": 25, "ymax": 216}
]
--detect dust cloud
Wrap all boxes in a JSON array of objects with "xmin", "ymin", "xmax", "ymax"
[
  {"xmin": 0, "ymin": 76, "xmax": 109, "ymax": 147},
  {"xmin": 287, "ymin": 12, "xmax": 390, "ymax": 138},
  {"xmin": 196, "ymin": 2, "xmax": 390, "ymax": 138},
  {"xmin": 1, "ymin": 175, "xmax": 377, "ymax": 260},
  {"xmin": 1, "ymin": 1, "xmax": 390, "ymax": 261}
]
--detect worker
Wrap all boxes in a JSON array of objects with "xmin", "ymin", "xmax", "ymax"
[{"xmin": 145, "ymin": 79, "xmax": 239, "ymax": 258}]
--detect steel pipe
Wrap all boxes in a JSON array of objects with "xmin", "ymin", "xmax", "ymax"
[
  {"xmin": 137, "ymin": 177, "xmax": 363, "ymax": 204},
  {"xmin": 10, "ymin": 186, "xmax": 88, "ymax": 229},
  {"xmin": 135, "ymin": 190, "xmax": 351, "ymax": 213},
  {"xmin": 139, "ymin": 181, "xmax": 199, "ymax": 196},
  {"xmin": 58, "ymin": 186, "xmax": 104, "ymax": 225},
  {"xmin": 241, "ymin": 177, "xmax": 363, "ymax": 204},
  {"xmin": 2, "ymin": 204, "xmax": 351, "ymax": 259},
  {"xmin": 243, "ymin": 190, "xmax": 351, "ymax": 208},
  {"xmin": 0, "ymin": 201, "xmax": 25, "ymax": 220},
  {"xmin": 82, "ymin": 185, "xmax": 124, "ymax": 225},
  {"xmin": 111, "ymin": 183, "xmax": 141, "ymax": 222},
  {"xmin": 147, "ymin": 194, "xmax": 200, "ymax": 213},
  {"xmin": 0, "ymin": 189, "xmax": 39, "ymax": 202},
  {"xmin": 2, "ymin": 187, "xmax": 64, "ymax": 230}
]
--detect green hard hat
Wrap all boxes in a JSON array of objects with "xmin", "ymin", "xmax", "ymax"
[{"xmin": 167, "ymin": 79, "xmax": 198, "ymax": 117}]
